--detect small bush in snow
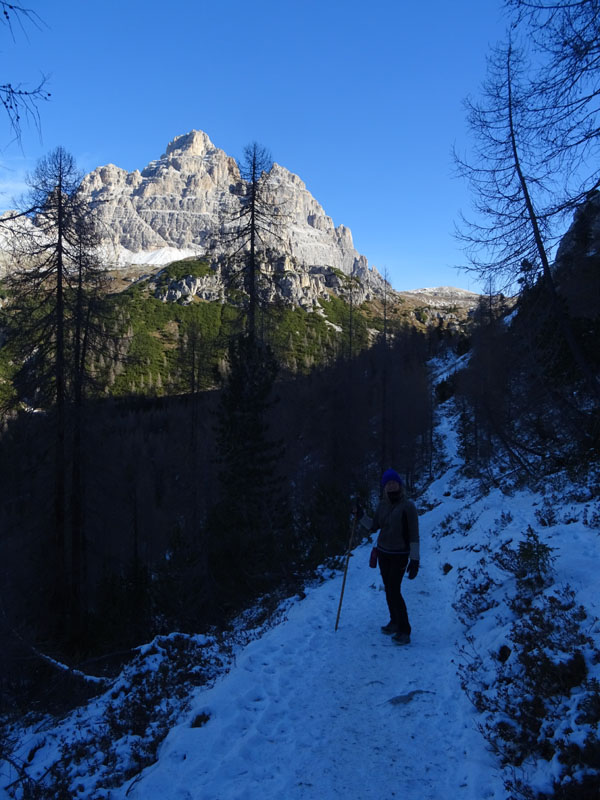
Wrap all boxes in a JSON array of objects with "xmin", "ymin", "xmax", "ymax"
[
  {"xmin": 462, "ymin": 579, "xmax": 600, "ymax": 797},
  {"xmin": 455, "ymin": 508, "xmax": 599, "ymax": 800},
  {"xmin": 437, "ymin": 511, "xmax": 458, "ymax": 538},
  {"xmin": 495, "ymin": 510, "xmax": 514, "ymax": 528},
  {"xmin": 455, "ymin": 564, "xmax": 501, "ymax": 625},
  {"xmin": 582, "ymin": 503, "xmax": 600, "ymax": 530},
  {"xmin": 493, "ymin": 527, "xmax": 556, "ymax": 594},
  {"xmin": 535, "ymin": 501, "xmax": 558, "ymax": 527}
]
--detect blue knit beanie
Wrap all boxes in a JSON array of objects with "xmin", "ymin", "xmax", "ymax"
[{"xmin": 381, "ymin": 468, "xmax": 403, "ymax": 488}]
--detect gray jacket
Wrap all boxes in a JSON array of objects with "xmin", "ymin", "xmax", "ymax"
[{"xmin": 370, "ymin": 496, "xmax": 420, "ymax": 560}]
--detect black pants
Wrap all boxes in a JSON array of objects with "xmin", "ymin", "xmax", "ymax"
[{"xmin": 378, "ymin": 551, "xmax": 411, "ymax": 634}]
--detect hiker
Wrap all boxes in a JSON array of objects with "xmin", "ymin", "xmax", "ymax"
[{"xmin": 368, "ymin": 468, "xmax": 420, "ymax": 645}]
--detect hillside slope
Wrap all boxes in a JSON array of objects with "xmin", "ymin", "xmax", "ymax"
[
  {"xmin": 0, "ymin": 389, "xmax": 502, "ymax": 799},
  {"xmin": 4, "ymin": 352, "xmax": 598, "ymax": 799}
]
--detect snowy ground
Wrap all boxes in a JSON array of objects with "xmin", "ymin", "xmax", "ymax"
[
  {"xmin": 2, "ymin": 365, "xmax": 599, "ymax": 799},
  {"xmin": 110, "ymin": 532, "xmax": 502, "ymax": 800}
]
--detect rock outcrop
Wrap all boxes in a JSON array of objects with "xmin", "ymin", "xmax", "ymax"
[
  {"xmin": 552, "ymin": 191, "xmax": 600, "ymax": 319},
  {"xmin": 398, "ymin": 286, "xmax": 482, "ymax": 312},
  {"xmin": 150, "ymin": 255, "xmax": 376, "ymax": 310}
]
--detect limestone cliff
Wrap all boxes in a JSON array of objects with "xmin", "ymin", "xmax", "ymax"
[
  {"xmin": 82, "ymin": 130, "xmax": 375, "ymax": 285},
  {"xmin": 0, "ymin": 130, "xmax": 482, "ymax": 319}
]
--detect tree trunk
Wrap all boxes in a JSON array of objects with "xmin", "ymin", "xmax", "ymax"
[{"xmin": 506, "ymin": 45, "xmax": 600, "ymax": 403}]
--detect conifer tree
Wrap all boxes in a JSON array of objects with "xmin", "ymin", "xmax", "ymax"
[
  {"xmin": 209, "ymin": 333, "xmax": 287, "ymax": 594},
  {"xmin": 456, "ymin": 39, "xmax": 600, "ymax": 406},
  {"xmin": 3, "ymin": 147, "xmax": 105, "ymax": 642},
  {"xmin": 205, "ymin": 141, "xmax": 291, "ymax": 595},
  {"xmin": 219, "ymin": 142, "xmax": 284, "ymax": 337}
]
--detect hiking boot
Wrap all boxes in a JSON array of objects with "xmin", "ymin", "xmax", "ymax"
[
  {"xmin": 393, "ymin": 632, "xmax": 411, "ymax": 645},
  {"xmin": 381, "ymin": 622, "xmax": 398, "ymax": 635}
]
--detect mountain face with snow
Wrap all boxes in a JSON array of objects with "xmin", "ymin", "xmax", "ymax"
[
  {"xmin": 81, "ymin": 130, "xmax": 375, "ymax": 281},
  {"xmin": 0, "ymin": 130, "xmax": 483, "ymax": 314}
]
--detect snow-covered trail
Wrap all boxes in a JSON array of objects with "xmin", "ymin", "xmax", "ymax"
[
  {"xmin": 5, "ymin": 357, "xmax": 597, "ymax": 799},
  {"xmin": 114, "ymin": 500, "xmax": 502, "ymax": 799}
]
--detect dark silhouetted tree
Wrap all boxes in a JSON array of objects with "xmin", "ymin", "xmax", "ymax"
[
  {"xmin": 220, "ymin": 142, "xmax": 285, "ymax": 338},
  {"xmin": 456, "ymin": 39, "xmax": 600, "ymax": 404},
  {"xmin": 505, "ymin": 0, "xmax": 600, "ymax": 197},
  {"xmin": 208, "ymin": 333, "xmax": 288, "ymax": 598},
  {"xmin": 4, "ymin": 147, "xmax": 105, "ymax": 641}
]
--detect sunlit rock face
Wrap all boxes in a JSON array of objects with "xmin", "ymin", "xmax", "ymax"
[
  {"xmin": 80, "ymin": 130, "xmax": 376, "ymax": 284},
  {"xmin": 2, "ymin": 131, "xmax": 484, "ymax": 315}
]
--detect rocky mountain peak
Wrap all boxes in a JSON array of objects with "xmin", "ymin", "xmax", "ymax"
[
  {"xmin": 75, "ymin": 129, "xmax": 384, "ymax": 305},
  {"xmin": 0, "ymin": 130, "xmax": 483, "ymax": 317},
  {"xmin": 164, "ymin": 129, "xmax": 215, "ymax": 158}
]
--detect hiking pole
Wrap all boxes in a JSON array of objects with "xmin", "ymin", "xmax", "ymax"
[{"xmin": 335, "ymin": 511, "xmax": 359, "ymax": 632}]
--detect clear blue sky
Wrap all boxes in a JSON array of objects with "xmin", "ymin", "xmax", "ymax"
[{"xmin": 0, "ymin": 0, "xmax": 509, "ymax": 292}]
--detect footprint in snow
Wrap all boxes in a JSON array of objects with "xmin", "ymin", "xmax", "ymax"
[{"xmin": 385, "ymin": 689, "xmax": 435, "ymax": 705}]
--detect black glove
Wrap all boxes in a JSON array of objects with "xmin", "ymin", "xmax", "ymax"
[{"xmin": 407, "ymin": 559, "xmax": 419, "ymax": 580}]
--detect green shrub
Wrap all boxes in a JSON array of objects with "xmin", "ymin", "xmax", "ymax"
[{"xmin": 162, "ymin": 259, "xmax": 212, "ymax": 282}]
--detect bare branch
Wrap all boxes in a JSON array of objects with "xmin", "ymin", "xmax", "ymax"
[{"xmin": 1, "ymin": 2, "xmax": 50, "ymax": 142}]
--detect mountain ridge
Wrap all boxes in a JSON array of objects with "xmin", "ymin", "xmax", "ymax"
[
  {"xmin": 0, "ymin": 130, "xmax": 483, "ymax": 316},
  {"xmin": 81, "ymin": 129, "xmax": 374, "ymax": 282}
]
